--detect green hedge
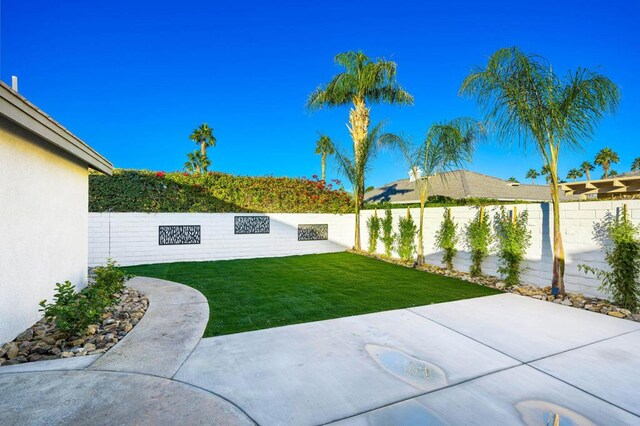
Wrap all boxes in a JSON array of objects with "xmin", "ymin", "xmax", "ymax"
[{"xmin": 89, "ymin": 169, "xmax": 353, "ymax": 214}]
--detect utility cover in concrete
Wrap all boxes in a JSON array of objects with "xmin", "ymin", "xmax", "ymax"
[{"xmin": 175, "ymin": 308, "xmax": 519, "ymax": 425}]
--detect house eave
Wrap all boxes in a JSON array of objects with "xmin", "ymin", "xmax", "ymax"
[{"xmin": 0, "ymin": 82, "xmax": 113, "ymax": 175}]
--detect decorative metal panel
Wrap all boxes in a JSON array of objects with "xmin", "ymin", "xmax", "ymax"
[
  {"xmin": 298, "ymin": 224, "xmax": 328, "ymax": 241},
  {"xmin": 234, "ymin": 216, "xmax": 270, "ymax": 234},
  {"xmin": 159, "ymin": 225, "xmax": 201, "ymax": 245}
]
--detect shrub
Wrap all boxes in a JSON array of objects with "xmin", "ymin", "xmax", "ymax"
[
  {"xmin": 397, "ymin": 208, "xmax": 417, "ymax": 261},
  {"xmin": 39, "ymin": 260, "xmax": 128, "ymax": 337},
  {"xmin": 493, "ymin": 207, "xmax": 531, "ymax": 287},
  {"xmin": 381, "ymin": 204, "xmax": 395, "ymax": 256},
  {"xmin": 367, "ymin": 210, "xmax": 381, "ymax": 253},
  {"xmin": 89, "ymin": 169, "xmax": 352, "ymax": 214},
  {"xmin": 435, "ymin": 208, "xmax": 458, "ymax": 270},
  {"xmin": 579, "ymin": 207, "xmax": 640, "ymax": 310},
  {"xmin": 464, "ymin": 206, "xmax": 492, "ymax": 276}
]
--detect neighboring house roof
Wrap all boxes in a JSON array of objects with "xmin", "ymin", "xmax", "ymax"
[
  {"xmin": 561, "ymin": 172, "xmax": 640, "ymax": 197},
  {"xmin": 365, "ymin": 170, "xmax": 575, "ymax": 203},
  {"xmin": 0, "ymin": 81, "xmax": 112, "ymax": 175}
]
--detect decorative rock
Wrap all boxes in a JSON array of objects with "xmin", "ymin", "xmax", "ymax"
[
  {"xmin": 601, "ymin": 307, "xmax": 610, "ymax": 314},
  {"xmin": 86, "ymin": 324, "xmax": 98, "ymax": 335},
  {"xmin": 608, "ymin": 311, "xmax": 626, "ymax": 318},
  {"xmin": 83, "ymin": 343, "xmax": 96, "ymax": 352},
  {"xmin": 5, "ymin": 343, "xmax": 19, "ymax": 359},
  {"xmin": 619, "ymin": 309, "xmax": 632, "ymax": 317},
  {"xmin": 561, "ymin": 299, "xmax": 573, "ymax": 306}
]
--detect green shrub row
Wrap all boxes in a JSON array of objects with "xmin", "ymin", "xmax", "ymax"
[
  {"xmin": 39, "ymin": 260, "xmax": 128, "ymax": 337},
  {"xmin": 89, "ymin": 169, "xmax": 353, "ymax": 214}
]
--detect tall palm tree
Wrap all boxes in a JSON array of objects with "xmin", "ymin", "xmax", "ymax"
[
  {"xmin": 315, "ymin": 135, "xmax": 335, "ymax": 182},
  {"xmin": 307, "ymin": 51, "xmax": 414, "ymax": 249},
  {"xmin": 460, "ymin": 47, "xmax": 620, "ymax": 295},
  {"xmin": 398, "ymin": 118, "xmax": 484, "ymax": 264},
  {"xmin": 594, "ymin": 147, "xmax": 620, "ymax": 178},
  {"xmin": 580, "ymin": 161, "xmax": 595, "ymax": 180},
  {"xmin": 190, "ymin": 123, "xmax": 216, "ymax": 172},
  {"xmin": 566, "ymin": 168, "xmax": 584, "ymax": 181},
  {"xmin": 184, "ymin": 150, "xmax": 210, "ymax": 174},
  {"xmin": 333, "ymin": 122, "xmax": 401, "ymax": 249},
  {"xmin": 632, "ymin": 157, "xmax": 640, "ymax": 172},
  {"xmin": 525, "ymin": 168, "xmax": 540, "ymax": 184}
]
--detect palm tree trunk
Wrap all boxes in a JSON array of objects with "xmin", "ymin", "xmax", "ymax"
[
  {"xmin": 550, "ymin": 164, "xmax": 566, "ymax": 295},
  {"xmin": 321, "ymin": 153, "xmax": 326, "ymax": 182},
  {"xmin": 417, "ymin": 202, "xmax": 425, "ymax": 264},
  {"xmin": 585, "ymin": 169, "xmax": 591, "ymax": 180},
  {"xmin": 348, "ymin": 96, "xmax": 370, "ymax": 251},
  {"xmin": 201, "ymin": 142, "xmax": 206, "ymax": 158}
]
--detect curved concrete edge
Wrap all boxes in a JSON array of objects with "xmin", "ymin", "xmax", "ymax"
[
  {"xmin": 0, "ymin": 370, "xmax": 255, "ymax": 425},
  {"xmin": 0, "ymin": 354, "xmax": 100, "ymax": 375},
  {"xmin": 88, "ymin": 276, "xmax": 209, "ymax": 378}
]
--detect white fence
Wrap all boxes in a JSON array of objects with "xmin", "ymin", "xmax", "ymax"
[
  {"xmin": 88, "ymin": 200, "xmax": 640, "ymax": 297},
  {"xmin": 89, "ymin": 213, "xmax": 354, "ymax": 267}
]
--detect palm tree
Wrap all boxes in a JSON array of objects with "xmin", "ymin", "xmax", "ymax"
[
  {"xmin": 307, "ymin": 51, "xmax": 414, "ymax": 249},
  {"xmin": 398, "ymin": 118, "xmax": 484, "ymax": 264},
  {"xmin": 525, "ymin": 168, "xmax": 540, "ymax": 184},
  {"xmin": 184, "ymin": 150, "xmax": 210, "ymax": 174},
  {"xmin": 333, "ymin": 122, "xmax": 401, "ymax": 249},
  {"xmin": 540, "ymin": 164, "xmax": 552, "ymax": 183},
  {"xmin": 632, "ymin": 158, "xmax": 640, "ymax": 172},
  {"xmin": 190, "ymin": 124, "xmax": 216, "ymax": 172},
  {"xmin": 580, "ymin": 161, "xmax": 595, "ymax": 180},
  {"xmin": 460, "ymin": 47, "xmax": 620, "ymax": 295},
  {"xmin": 315, "ymin": 135, "xmax": 335, "ymax": 182},
  {"xmin": 594, "ymin": 147, "xmax": 620, "ymax": 178},
  {"xmin": 566, "ymin": 168, "xmax": 584, "ymax": 181},
  {"xmin": 507, "ymin": 177, "xmax": 518, "ymax": 183}
]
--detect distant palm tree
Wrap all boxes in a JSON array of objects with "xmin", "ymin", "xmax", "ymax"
[
  {"xmin": 334, "ymin": 122, "xmax": 401, "ymax": 248},
  {"xmin": 540, "ymin": 164, "xmax": 552, "ymax": 183},
  {"xmin": 632, "ymin": 157, "xmax": 640, "ymax": 172},
  {"xmin": 507, "ymin": 177, "xmax": 518, "ymax": 183},
  {"xmin": 184, "ymin": 150, "xmax": 210, "ymax": 174},
  {"xmin": 525, "ymin": 168, "xmax": 540, "ymax": 184},
  {"xmin": 595, "ymin": 147, "xmax": 619, "ymax": 178},
  {"xmin": 566, "ymin": 168, "xmax": 584, "ymax": 181},
  {"xmin": 190, "ymin": 124, "xmax": 216, "ymax": 172},
  {"xmin": 461, "ymin": 46, "xmax": 619, "ymax": 295},
  {"xmin": 307, "ymin": 51, "xmax": 414, "ymax": 249},
  {"xmin": 398, "ymin": 117, "xmax": 484, "ymax": 264},
  {"xmin": 580, "ymin": 161, "xmax": 595, "ymax": 180},
  {"xmin": 315, "ymin": 135, "xmax": 335, "ymax": 182}
]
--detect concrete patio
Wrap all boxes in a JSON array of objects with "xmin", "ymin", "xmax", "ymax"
[{"xmin": 1, "ymin": 278, "xmax": 639, "ymax": 425}]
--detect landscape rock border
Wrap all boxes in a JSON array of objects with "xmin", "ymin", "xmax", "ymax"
[
  {"xmin": 353, "ymin": 250, "xmax": 640, "ymax": 322},
  {"xmin": 0, "ymin": 286, "xmax": 148, "ymax": 367}
]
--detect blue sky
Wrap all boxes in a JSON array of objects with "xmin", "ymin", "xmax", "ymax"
[{"xmin": 2, "ymin": 1, "xmax": 638, "ymax": 188}]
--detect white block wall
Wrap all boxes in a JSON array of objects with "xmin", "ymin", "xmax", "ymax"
[
  {"xmin": 359, "ymin": 200, "xmax": 640, "ymax": 297},
  {"xmin": 89, "ymin": 213, "xmax": 355, "ymax": 267}
]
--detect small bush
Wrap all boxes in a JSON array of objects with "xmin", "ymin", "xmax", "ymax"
[
  {"xmin": 367, "ymin": 210, "xmax": 381, "ymax": 253},
  {"xmin": 435, "ymin": 208, "xmax": 458, "ymax": 270},
  {"xmin": 397, "ymin": 209, "xmax": 417, "ymax": 261},
  {"xmin": 381, "ymin": 204, "xmax": 395, "ymax": 256},
  {"xmin": 579, "ymin": 208, "xmax": 640, "ymax": 310},
  {"xmin": 39, "ymin": 260, "xmax": 128, "ymax": 337},
  {"xmin": 464, "ymin": 206, "xmax": 492, "ymax": 276},
  {"xmin": 493, "ymin": 207, "xmax": 531, "ymax": 287}
]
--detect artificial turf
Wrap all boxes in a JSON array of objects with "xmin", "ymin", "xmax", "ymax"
[{"xmin": 123, "ymin": 252, "xmax": 501, "ymax": 337}]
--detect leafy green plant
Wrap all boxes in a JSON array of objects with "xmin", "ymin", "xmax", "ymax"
[
  {"xmin": 435, "ymin": 208, "xmax": 458, "ymax": 270},
  {"xmin": 493, "ymin": 207, "xmax": 531, "ymax": 287},
  {"xmin": 39, "ymin": 260, "xmax": 128, "ymax": 337},
  {"xmin": 381, "ymin": 204, "xmax": 395, "ymax": 256},
  {"xmin": 396, "ymin": 209, "xmax": 417, "ymax": 261},
  {"xmin": 367, "ymin": 209, "xmax": 381, "ymax": 253},
  {"xmin": 464, "ymin": 206, "xmax": 492, "ymax": 276},
  {"xmin": 579, "ymin": 207, "xmax": 640, "ymax": 310},
  {"xmin": 90, "ymin": 169, "xmax": 352, "ymax": 214}
]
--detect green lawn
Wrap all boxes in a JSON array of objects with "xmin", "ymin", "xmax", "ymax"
[{"xmin": 124, "ymin": 252, "xmax": 501, "ymax": 337}]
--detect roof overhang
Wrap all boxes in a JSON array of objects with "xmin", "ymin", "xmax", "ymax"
[
  {"xmin": 0, "ymin": 82, "xmax": 113, "ymax": 175},
  {"xmin": 560, "ymin": 176, "xmax": 640, "ymax": 196}
]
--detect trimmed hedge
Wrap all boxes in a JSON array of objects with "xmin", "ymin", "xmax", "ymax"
[{"xmin": 89, "ymin": 169, "xmax": 353, "ymax": 214}]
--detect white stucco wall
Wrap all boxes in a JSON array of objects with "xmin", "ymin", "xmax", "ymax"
[
  {"xmin": 89, "ymin": 213, "xmax": 355, "ymax": 267},
  {"xmin": 359, "ymin": 200, "xmax": 640, "ymax": 297},
  {"xmin": 0, "ymin": 117, "xmax": 89, "ymax": 344}
]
